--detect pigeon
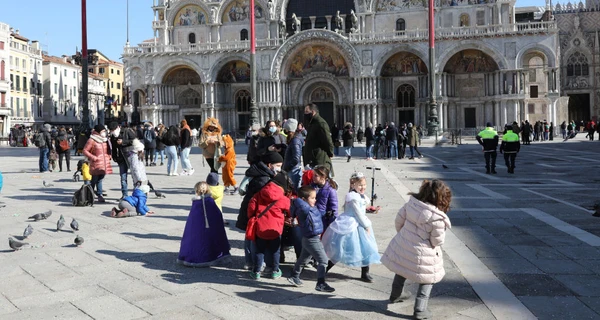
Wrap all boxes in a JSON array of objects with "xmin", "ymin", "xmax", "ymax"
[
  {"xmin": 154, "ymin": 191, "xmax": 166, "ymax": 198},
  {"xmin": 70, "ymin": 218, "xmax": 79, "ymax": 231},
  {"xmin": 43, "ymin": 180, "xmax": 54, "ymax": 187},
  {"xmin": 442, "ymin": 164, "xmax": 449, "ymax": 169},
  {"xmin": 57, "ymin": 215, "xmax": 65, "ymax": 231},
  {"xmin": 41, "ymin": 210, "xmax": 52, "ymax": 220},
  {"xmin": 29, "ymin": 210, "xmax": 52, "ymax": 221},
  {"xmin": 74, "ymin": 235, "xmax": 84, "ymax": 246},
  {"xmin": 9, "ymin": 237, "xmax": 28, "ymax": 251},
  {"xmin": 23, "ymin": 224, "xmax": 34, "ymax": 238}
]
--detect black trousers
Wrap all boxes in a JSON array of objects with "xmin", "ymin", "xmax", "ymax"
[
  {"xmin": 58, "ymin": 151, "xmax": 71, "ymax": 171},
  {"xmin": 504, "ymin": 153, "xmax": 517, "ymax": 169},
  {"xmin": 484, "ymin": 151, "xmax": 497, "ymax": 170},
  {"xmin": 145, "ymin": 148, "xmax": 155, "ymax": 164},
  {"xmin": 206, "ymin": 158, "xmax": 218, "ymax": 173}
]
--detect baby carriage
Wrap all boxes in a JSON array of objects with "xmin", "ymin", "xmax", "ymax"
[{"xmin": 73, "ymin": 159, "xmax": 84, "ymax": 182}]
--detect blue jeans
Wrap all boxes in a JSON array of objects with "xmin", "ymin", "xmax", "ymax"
[
  {"xmin": 118, "ymin": 161, "xmax": 128, "ymax": 198},
  {"xmin": 165, "ymin": 146, "xmax": 178, "ymax": 174},
  {"xmin": 345, "ymin": 147, "xmax": 352, "ymax": 157},
  {"xmin": 244, "ymin": 238, "xmax": 254, "ymax": 267},
  {"xmin": 253, "ymin": 236, "xmax": 281, "ymax": 273},
  {"xmin": 91, "ymin": 174, "xmax": 106, "ymax": 197},
  {"xmin": 388, "ymin": 141, "xmax": 398, "ymax": 159},
  {"xmin": 154, "ymin": 149, "xmax": 165, "ymax": 164},
  {"xmin": 366, "ymin": 144, "xmax": 373, "ymax": 158},
  {"xmin": 39, "ymin": 147, "xmax": 49, "ymax": 172},
  {"xmin": 180, "ymin": 147, "xmax": 192, "ymax": 171}
]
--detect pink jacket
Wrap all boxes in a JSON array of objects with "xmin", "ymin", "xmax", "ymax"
[
  {"xmin": 381, "ymin": 196, "xmax": 451, "ymax": 284},
  {"xmin": 83, "ymin": 133, "xmax": 113, "ymax": 176}
]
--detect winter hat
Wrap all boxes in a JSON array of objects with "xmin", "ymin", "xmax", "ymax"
[
  {"xmin": 251, "ymin": 123, "xmax": 261, "ymax": 131},
  {"xmin": 44, "ymin": 123, "xmax": 51, "ymax": 130},
  {"xmin": 206, "ymin": 172, "xmax": 219, "ymax": 186},
  {"xmin": 407, "ymin": 123, "xmax": 413, "ymax": 128},
  {"xmin": 94, "ymin": 124, "xmax": 105, "ymax": 133},
  {"xmin": 261, "ymin": 151, "xmax": 283, "ymax": 164},
  {"xmin": 283, "ymin": 118, "xmax": 298, "ymax": 133},
  {"xmin": 272, "ymin": 172, "xmax": 291, "ymax": 193},
  {"xmin": 139, "ymin": 185, "xmax": 150, "ymax": 194},
  {"xmin": 108, "ymin": 121, "xmax": 119, "ymax": 131},
  {"xmin": 486, "ymin": 122, "xmax": 493, "ymax": 127}
]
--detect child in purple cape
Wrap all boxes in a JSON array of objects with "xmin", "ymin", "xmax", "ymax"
[{"xmin": 177, "ymin": 181, "xmax": 231, "ymax": 267}]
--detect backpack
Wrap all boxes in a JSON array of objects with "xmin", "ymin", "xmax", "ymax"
[
  {"xmin": 238, "ymin": 175, "xmax": 253, "ymax": 196},
  {"xmin": 72, "ymin": 184, "xmax": 95, "ymax": 207},
  {"xmin": 143, "ymin": 129, "xmax": 153, "ymax": 145},
  {"xmin": 59, "ymin": 138, "xmax": 70, "ymax": 152},
  {"xmin": 34, "ymin": 133, "xmax": 46, "ymax": 148}
]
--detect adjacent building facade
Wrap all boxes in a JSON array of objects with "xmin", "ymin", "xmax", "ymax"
[
  {"xmin": 7, "ymin": 28, "xmax": 43, "ymax": 130},
  {"xmin": 123, "ymin": 0, "xmax": 563, "ymax": 132},
  {"xmin": 84, "ymin": 50, "xmax": 125, "ymax": 122},
  {"xmin": 0, "ymin": 23, "xmax": 10, "ymax": 137},
  {"xmin": 42, "ymin": 55, "xmax": 83, "ymax": 126}
]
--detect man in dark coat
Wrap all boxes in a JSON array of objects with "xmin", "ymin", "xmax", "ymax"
[
  {"xmin": 303, "ymin": 103, "xmax": 334, "ymax": 174},
  {"xmin": 108, "ymin": 122, "xmax": 137, "ymax": 198},
  {"xmin": 386, "ymin": 122, "xmax": 399, "ymax": 160}
]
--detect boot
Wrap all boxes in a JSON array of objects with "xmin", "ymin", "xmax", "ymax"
[
  {"xmin": 414, "ymin": 295, "xmax": 432, "ymax": 319},
  {"xmin": 360, "ymin": 266, "xmax": 373, "ymax": 283},
  {"xmin": 491, "ymin": 167, "xmax": 497, "ymax": 174},
  {"xmin": 347, "ymin": 156, "xmax": 351, "ymax": 162},
  {"xmin": 485, "ymin": 166, "xmax": 490, "ymax": 174},
  {"xmin": 326, "ymin": 261, "xmax": 335, "ymax": 273},
  {"xmin": 389, "ymin": 278, "xmax": 412, "ymax": 303}
]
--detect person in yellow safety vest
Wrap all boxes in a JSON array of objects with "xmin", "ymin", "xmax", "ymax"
[
  {"xmin": 476, "ymin": 122, "xmax": 499, "ymax": 174},
  {"xmin": 500, "ymin": 124, "xmax": 521, "ymax": 174}
]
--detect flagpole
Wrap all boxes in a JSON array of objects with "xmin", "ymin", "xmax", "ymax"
[
  {"xmin": 427, "ymin": 0, "xmax": 438, "ymax": 135},
  {"xmin": 249, "ymin": 0, "xmax": 258, "ymax": 125},
  {"xmin": 81, "ymin": 0, "xmax": 90, "ymax": 131}
]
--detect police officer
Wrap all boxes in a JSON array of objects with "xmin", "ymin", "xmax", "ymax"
[
  {"xmin": 500, "ymin": 124, "xmax": 521, "ymax": 174},
  {"xmin": 476, "ymin": 122, "xmax": 499, "ymax": 174}
]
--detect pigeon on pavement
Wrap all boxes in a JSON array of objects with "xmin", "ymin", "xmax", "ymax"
[
  {"xmin": 29, "ymin": 210, "xmax": 52, "ymax": 221},
  {"xmin": 57, "ymin": 215, "xmax": 65, "ymax": 231},
  {"xmin": 41, "ymin": 210, "xmax": 52, "ymax": 220},
  {"xmin": 70, "ymin": 218, "xmax": 79, "ymax": 231},
  {"xmin": 154, "ymin": 191, "xmax": 166, "ymax": 198},
  {"xmin": 43, "ymin": 181, "xmax": 55, "ymax": 187},
  {"xmin": 23, "ymin": 224, "xmax": 34, "ymax": 238},
  {"xmin": 442, "ymin": 164, "xmax": 449, "ymax": 169},
  {"xmin": 9, "ymin": 237, "xmax": 28, "ymax": 251},
  {"xmin": 74, "ymin": 235, "xmax": 84, "ymax": 246}
]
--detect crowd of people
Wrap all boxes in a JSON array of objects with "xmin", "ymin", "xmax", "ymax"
[{"xmin": 25, "ymin": 102, "xmax": 460, "ymax": 319}]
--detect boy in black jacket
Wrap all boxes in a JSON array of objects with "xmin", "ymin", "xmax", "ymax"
[{"xmin": 108, "ymin": 122, "xmax": 137, "ymax": 198}]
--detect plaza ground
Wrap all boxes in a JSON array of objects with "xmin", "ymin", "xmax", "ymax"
[{"xmin": 0, "ymin": 135, "xmax": 598, "ymax": 319}]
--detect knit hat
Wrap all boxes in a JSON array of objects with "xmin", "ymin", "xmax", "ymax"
[
  {"xmin": 272, "ymin": 172, "xmax": 291, "ymax": 193},
  {"xmin": 261, "ymin": 151, "xmax": 283, "ymax": 164},
  {"xmin": 139, "ymin": 185, "xmax": 150, "ymax": 194},
  {"xmin": 407, "ymin": 123, "xmax": 413, "ymax": 128},
  {"xmin": 486, "ymin": 122, "xmax": 493, "ymax": 127},
  {"xmin": 93, "ymin": 124, "xmax": 105, "ymax": 133},
  {"xmin": 108, "ymin": 121, "xmax": 119, "ymax": 131},
  {"xmin": 283, "ymin": 119, "xmax": 298, "ymax": 133},
  {"xmin": 44, "ymin": 123, "xmax": 51, "ymax": 130},
  {"xmin": 206, "ymin": 172, "xmax": 219, "ymax": 186}
]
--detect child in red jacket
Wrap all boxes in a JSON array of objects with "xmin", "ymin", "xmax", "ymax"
[{"xmin": 247, "ymin": 172, "xmax": 292, "ymax": 280}]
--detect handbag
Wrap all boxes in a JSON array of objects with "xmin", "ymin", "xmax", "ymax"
[{"xmin": 245, "ymin": 200, "xmax": 278, "ymax": 241}]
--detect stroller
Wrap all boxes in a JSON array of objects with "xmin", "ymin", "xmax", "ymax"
[{"xmin": 73, "ymin": 160, "xmax": 84, "ymax": 182}]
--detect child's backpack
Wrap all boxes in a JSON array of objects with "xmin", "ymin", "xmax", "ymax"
[
  {"xmin": 76, "ymin": 159, "xmax": 84, "ymax": 172},
  {"xmin": 143, "ymin": 129, "xmax": 153, "ymax": 145},
  {"xmin": 72, "ymin": 184, "xmax": 95, "ymax": 207},
  {"xmin": 34, "ymin": 133, "xmax": 46, "ymax": 148}
]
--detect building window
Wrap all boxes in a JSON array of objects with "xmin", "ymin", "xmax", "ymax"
[
  {"xmin": 22, "ymin": 59, "xmax": 25, "ymax": 69},
  {"xmin": 73, "ymin": 86, "xmax": 76, "ymax": 97},
  {"xmin": 0, "ymin": 60, "xmax": 4, "ymax": 80},
  {"xmin": 15, "ymin": 57, "xmax": 19, "ymax": 69},
  {"xmin": 10, "ymin": 74, "xmax": 13, "ymax": 89},
  {"xmin": 476, "ymin": 11, "xmax": 485, "ymax": 26},
  {"xmin": 111, "ymin": 68, "xmax": 114, "ymax": 74},
  {"xmin": 117, "ymin": 95, "xmax": 120, "ymax": 103},
  {"xmin": 54, "ymin": 67, "xmax": 57, "ymax": 75},
  {"xmin": 0, "ymin": 41, "xmax": 4, "ymax": 50},
  {"xmin": 99, "ymin": 67, "xmax": 105, "ymax": 74},
  {"xmin": 23, "ymin": 77, "xmax": 27, "ymax": 92},
  {"xmin": 111, "ymin": 81, "xmax": 114, "ymax": 89},
  {"xmin": 530, "ymin": 85, "xmax": 538, "ymax": 98},
  {"xmin": 73, "ymin": 71, "xmax": 76, "ymax": 78},
  {"xmin": 566, "ymin": 51, "xmax": 589, "ymax": 77},
  {"xmin": 240, "ymin": 29, "xmax": 248, "ymax": 41},
  {"xmin": 117, "ymin": 70, "xmax": 120, "ymax": 75},
  {"xmin": 23, "ymin": 98, "xmax": 27, "ymax": 117},
  {"xmin": 460, "ymin": 14, "xmax": 470, "ymax": 27},
  {"xmin": 235, "ymin": 90, "xmax": 251, "ymax": 112},
  {"xmin": 117, "ymin": 83, "xmax": 121, "ymax": 89},
  {"xmin": 16, "ymin": 98, "xmax": 20, "ymax": 116},
  {"xmin": 15, "ymin": 75, "xmax": 20, "ymax": 91},
  {"xmin": 188, "ymin": 33, "xmax": 196, "ymax": 44},
  {"xmin": 397, "ymin": 84, "xmax": 415, "ymax": 108},
  {"xmin": 54, "ymin": 83, "xmax": 57, "ymax": 94},
  {"xmin": 64, "ymin": 69, "xmax": 67, "ymax": 77},
  {"xmin": 396, "ymin": 19, "xmax": 406, "ymax": 31},
  {"xmin": 64, "ymin": 85, "xmax": 67, "ymax": 96},
  {"xmin": 88, "ymin": 68, "xmax": 93, "ymax": 73},
  {"xmin": 9, "ymin": 56, "xmax": 12, "ymax": 66}
]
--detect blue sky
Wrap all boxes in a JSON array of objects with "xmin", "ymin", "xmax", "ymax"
[{"xmin": 1, "ymin": 0, "xmax": 547, "ymax": 62}]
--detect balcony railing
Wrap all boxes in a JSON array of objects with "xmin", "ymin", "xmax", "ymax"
[{"xmin": 124, "ymin": 21, "xmax": 557, "ymax": 56}]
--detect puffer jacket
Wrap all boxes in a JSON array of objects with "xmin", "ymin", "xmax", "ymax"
[
  {"xmin": 83, "ymin": 133, "xmax": 113, "ymax": 176},
  {"xmin": 283, "ymin": 135, "xmax": 302, "ymax": 171},
  {"xmin": 247, "ymin": 181, "xmax": 291, "ymax": 240},
  {"xmin": 381, "ymin": 196, "xmax": 451, "ymax": 285},
  {"xmin": 291, "ymin": 198, "xmax": 324, "ymax": 238},
  {"xmin": 235, "ymin": 161, "xmax": 276, "ymax": 230},
  {"xmin": 313, "ymin": 180, "xmax": 338, "ymax": 228},
  {"xmin": 122, "ymin": 188, "xmax": 150, "ymax": 215}
]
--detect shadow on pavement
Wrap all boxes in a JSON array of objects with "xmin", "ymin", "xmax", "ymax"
[{"xmin": 121, "ymin": 232, "xmax": 181, "ymax": 241}]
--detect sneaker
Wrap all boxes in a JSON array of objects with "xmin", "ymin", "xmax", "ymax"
[
  {"xmin": 172, "ymin": 172, "xmax": 179, "ymax": 176},
  {"xmin": 249, "ymin": 272, "xmax": 260, "ymax": 280},
  {"xmin": 168, "ymin": 173, "xmax": 173, "ymax": 176},
  {"xmin": 413, "ymin": 309, "xmax": 432, "ymax": 320},
  {"xmin": 243, "ymin": 264, "xmax": 252, "ymax": 270},
  {"xmin": 160, "ymin": 162, "xmax": 164, "ymax": 166},
  {"xmin": 180, "ymin": 171, "xmax": 188, "ymax": 176},
  {"xmin": 230, "ymin": 187, "xmax": 238, "ymax": 195},
  {"xmin": 287, "ymin": 277, "xmax": 303, "ymax": 286},
  {"xmin": 188, "ymin": 169, "xmax": 195, "ymax": 176},
  {"xmin": 272, "ymin": 269, "xmax": 282, "ymax": 279},
  {"xmin": 97, "ymin": 196, "xmax": 106, "ymax": 203},
  {"xmin": 315, "ymin": 282, "xmax": 335, "ymax": 293},
  {"xmin": 419, "ymin": 155, "xmax": 424, "ymax": 159}
]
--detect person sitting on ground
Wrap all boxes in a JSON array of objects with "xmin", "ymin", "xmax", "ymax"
[
  {"xmin": 177, "ymin": 181, "xmax": 231, "ymax": 267},
  {"xmin": 111, "ymin": 185, "xmax": 154, "ymax": 217}
]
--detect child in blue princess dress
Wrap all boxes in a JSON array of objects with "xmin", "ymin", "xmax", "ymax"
[{"xmin": 322, "ymin": 172, "xmax": 381, "ymax": 282}]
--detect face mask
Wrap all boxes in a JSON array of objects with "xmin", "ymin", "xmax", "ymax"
[
  {"xmin": 111, "ymin": 128, "xmax": 121, "ymax": 137},
  {"xmin": 251, "ymin": 131, "xmax": 259, "ymax": 136},
  {"xmin": 272, "ymin": 165, "xmax": 282, "ymax": 173},
  {"xmin": 100, "ymin": 132, "xmax": 107, "ymax": 138},
  {"xmin": 304, "ymin": 113, "xmax": 313, "ymax": 122},
  {"xmin": 269, "ymin": 127, "xmax": 277, "ymax": 133}
]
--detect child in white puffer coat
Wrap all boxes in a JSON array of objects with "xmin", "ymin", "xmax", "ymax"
[{"xmin": 381, "ymin": 179, "xmax": 452, "ymax": 320}]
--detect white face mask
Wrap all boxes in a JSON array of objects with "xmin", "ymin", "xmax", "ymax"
[
  {"xmin": 272, "ymin": 165, "xmax": 282, "ymax": 173},
  {"xmin": 100, "ymin": 132, "xmax": 107, "ymax": 138},
  {"xmin": 111, "ymin": 128, "xmax": 121, "ymax": 137}
]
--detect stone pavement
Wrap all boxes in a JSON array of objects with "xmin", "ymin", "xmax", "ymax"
[{"xmin": 0, "ymin": 134, "xmax": 598, "ymax": 319}]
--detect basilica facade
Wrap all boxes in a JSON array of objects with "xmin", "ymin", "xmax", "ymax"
[{"xmin": 123, "ymin": 0, "xmax": 562, "ymax": 133}]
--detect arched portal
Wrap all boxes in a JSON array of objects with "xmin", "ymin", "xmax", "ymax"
[
  {"xmin": 288, "ymin": 45, "xmax": 349, "ymax": 79},
  {"xmin": 380, "ymin": 52, "xmax": 428, "ymax": 76},
  {"xmin": 162, "ymin": 66, "xmax": 202, "ymax": 85},
  {"xmin": 397, "ymin": 84, "xmax": 416, "ymax": 125},
  {"xmin": 217, "ymin": 61, "xmax": 251, "ymax": 83}
]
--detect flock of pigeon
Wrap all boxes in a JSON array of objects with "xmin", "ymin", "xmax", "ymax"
[{"xmin": 8, "ymin": 210, "xmax": 84, "ymax": 251}]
